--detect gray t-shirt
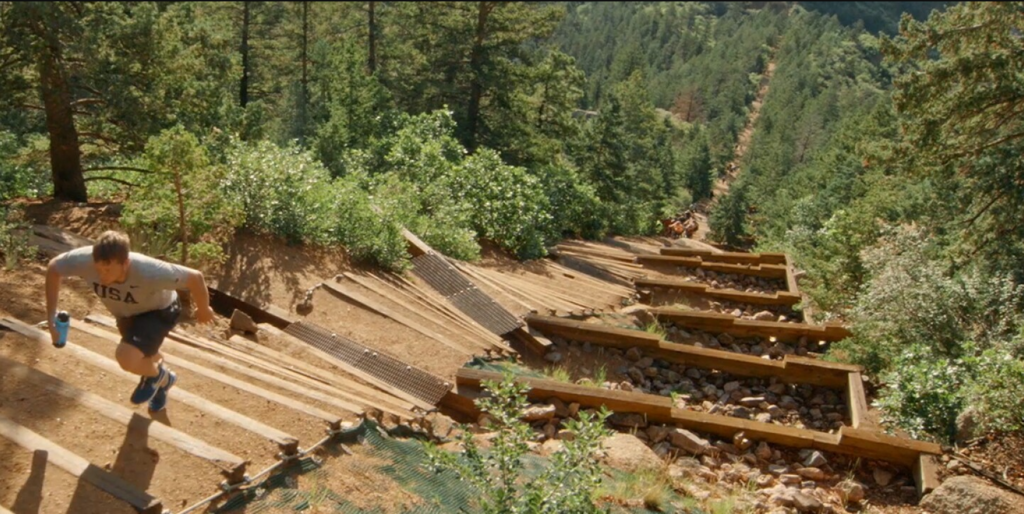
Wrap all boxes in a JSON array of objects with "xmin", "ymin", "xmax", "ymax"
[{"xmin": 52, "ymin": 246, "xmax": 192, "ymax": 318}]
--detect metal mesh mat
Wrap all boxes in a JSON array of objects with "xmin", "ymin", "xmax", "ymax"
[
  {"xmin": 411, "ymin": 253, "xmax": 521, "ymax": 336},
  {"xmin": 212, "ymin": 420, "xmax": 699, "ymax": 514},
  {"xmin": 284, "ymin": 321, "xmax": 451, "ymax": 406}
]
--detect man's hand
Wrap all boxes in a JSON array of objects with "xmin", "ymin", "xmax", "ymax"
[{"xmin": 195, "ymin": 305, "xmax": 215, "ymax": 324}]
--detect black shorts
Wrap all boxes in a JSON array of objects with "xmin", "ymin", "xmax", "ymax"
[{"xmin": 116, "ymin": 298, "xmax": 181, "ymax": 357}]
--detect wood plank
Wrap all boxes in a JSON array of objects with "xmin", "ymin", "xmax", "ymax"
[
  {"xmin": 271, "ymin": 329, "xmax": 438, "ymax": 412},
  {"xmin": 0, "ymin": 413, "xmax": 163, "ymax": 514},
  {"xmin": 836, "ymin": 427, "xmax": 942, "ymax": 468},
  {"xmin": 784, "ymin": 255, "xmax": 800, "ymax": 295},
  {"xmin": 73, "ymin": 320, "xmax": 350, "ymax": 424},
  {"xmin": 1, "ymin": 317, "xmax": 300, "ymax": 450},
  {"xmin": 255, "ymin": 324, "xmax": 421, "ymax": 414},
  {"xmin": 525, "ymin": 315, "xmax": 852, "ymax": 388},
  {"xmin": 552, "ymin": 254, "xmax": 636, "ymax": 288},
  {"xmin": 914, "ymin": 454, "xmax": 941, "ymax": 496},
  {"xmin": 250, "ymin": 325, "xmax": 419, "ymax": 414},
  {"xmin": 468, "ymin": 266, "xmax": 581, "ymax": 314},
  {"xmin": 321, "ymin": 280, "xmax": 481, "ymax": 355},
  {"xmin": 847, "ymin": 372, "xmax": 873, "ymax": 430},
  {"xmin": 543, "ymin": 259, "xmax": 635, "ymax": 296},
  {"xmin": 0, "ymin": 355, "xmax": 247, "ymax": 477},
  {"xmin": 401, "ymin": 227, "xmax": 435, "ymax": 257},
  {"xmin": 343, "ymin": 272, "xmax": 491, "ymax": 353},
  {"xmin": 456, "ymin": 368, "xmax": 672, "ymax": 418},
  {"xmin": 636, "ymin": 278, "xmax": 800, "ymax": 306},
  {"xmin": 369, "ymin": 272, "xmax": 503, "ymax": 348},
  {"xmin": 555, "ymin": 244, "xmax": 638, "ymax": 264},
  {"xmin": 480, "ymin": 268, "xmax": 593, "ymax": 315},
  {"xmin": 451, "ymin": 261, "xmax": 542, "ymax": 314},
  {"xmin": 456, "ymin": 368, "xmax": 942, "ymax": 471},
  {"xmin": 32, "ymin": 224, "xmax": 95, "ymax": 247},
  {"xmin": 652, "ymin": 311, "xmax": 848, "ymax": 343}
]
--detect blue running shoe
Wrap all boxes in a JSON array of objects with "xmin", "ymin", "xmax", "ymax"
[
  {"xmin": 148, "ymin": 369, "xmax": 177, "ymax": 412},
  {"xmin": 130, "ymin": 365, "xmax": 167, "ymax": 405}
]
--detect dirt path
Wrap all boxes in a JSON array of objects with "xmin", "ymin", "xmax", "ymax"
[{"xmin": 691, "ymin": 58, "xmax": 777, "ymax": 243}]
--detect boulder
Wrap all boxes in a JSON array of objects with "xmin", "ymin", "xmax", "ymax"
[
  {"xmin": 600, "ymin": 433, "xmax": 662, "ymax": 473},
  {"xmin": 803, "ymin": 450, "xmax": 827, "ymax": 468},
  {"xmin": 230, "ymin": 309, "xmax": 259, "ymax": 334},
  {"xmin": 791, "ymin": 491, "xmax": 823, "ymax": 512},
  {"xmin": 873, "ymin": 468, "xmax": 894, "ymax": 487},
  {"xmin": 669, "ymin": 428, "xmax": 711, "ymax": 455},
  {"xmin": 608, "ymin": 412, "xmax": 647, "ymax": 429},
  {"xmin": 522, "ymin": 404, "xmax": 556, "ymax": 422},
  {"xmin": 920, "ymin": 476, "xmax": 1024, "ymax": 514},
  {"xmin": 838, "ymin": 480, "xmax": 865, "ymax": 503}
]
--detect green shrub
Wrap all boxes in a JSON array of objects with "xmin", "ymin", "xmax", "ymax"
[
  {"xmin": 962, "ymin": 346, "xmax": 1024, "ymax": 434},
  {"xmin": 0, "ymin": 204, "xmax": 34, "ymax": 270},
  {"xmin": 846, "ymin": 224, "xmax": 1024, "ymax": 441},
  {"xmin": 876, "ymin": 344, "xmax": 966, "ymax": 441},
  {"xmin": 838, "ymin": 224, "xmax": 1024, "ymax": 374},
  {"xmin": 121, "ymin": 126, "xmax": 243, "ymax": 268},
  {"xmin": 0, "ymin": 131, "xmax": 50, "ymax": 199},
  {"xmin": 425, "ymin": 370, "xmax": 612, "ymax": 514}
]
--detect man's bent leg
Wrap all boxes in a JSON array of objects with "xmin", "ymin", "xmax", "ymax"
[{"xmin": 115, "ymin": 342, "xmax": 160, "ymax": 377}]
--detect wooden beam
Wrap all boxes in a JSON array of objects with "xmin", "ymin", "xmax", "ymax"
[
  {"xmin": 542, "ymin": 259, "xmax": 635, "ymax": 298},
  {"xmin": 784, "ymin": 255, "xmax": 800, "ymax": 295},
  {"xmin": 914, "ymin": 454, "xmax": 941, "ymax": 496},
  {"xmin": 525, "ymin": 314, "xmax": 855, "ymax": 388},
  {"xmin": 649, "ymin": 307, "xmax": 851, "ymax": 342},
  {"xmin": 635, "ymin": 278, "xmax": 800, "ymax": 306},
  {"xmin": 0, "ymin": 413, "xmax": 163, "ymax": 514},
  {"xmin": 32, "ymin": 224, "xmax": 95, "ymax": 247},
  {"xmin": 550, "ymin": 253, "xmax": 636, "ymax": 288},
  {"xmin": 456, "ymin": 368, "xmax": 941, "ymax": 469},
  {"xmin": 0, "ymin": 317, "xmax": 300, "ymax": 452},
  {"xmin": 342, "ymin": 272, "xmax": 492, "ymax": 353},
  {"xmin": 0, "ymin": 355, "xmax": 247, "ymax": 479},
  {"xmin": 244, "ymin": 325, "xmax": 419, "ymax": 418},
  {"xmin": 366, "ymin": 272, "xmax": 504, "ymax": 348},
  {"xmin": 401, "ymin": 227, "xmax": 435, "ymax": 257},
  {"xmin": 847, "ymin": 372, "xmax": 873, "ymax": 429},
  {"xmin": 73, "ymin": 321, "xmax": 349, "ymax": 425},
  {"xmin": 659, "ymin": 248, "xmax": 788, "ymax": 265},
  {"xmin": 449, "ymin": 261, "xmax": 541, "ymax": 315},
  {"xmin": 321, "ymin": 280, "xmax": 482, "ymax": 355},
  {"xmin": 270, "ymin": 328, "xmax": 437, "ymax": 412}
]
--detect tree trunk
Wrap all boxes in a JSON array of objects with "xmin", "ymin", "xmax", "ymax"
[
  {"xmin": 300, "ymin": 1, "xmax": 309, "ymax": 142},
  {"xmin": 240, "ymin": 1, "xmax": 251, "ymax": 108},
  {"xmin": 466, "ymin": 2, "xmax": 496, "ymax": 153},
  {"xmin": 37, "ymin": 34, "xmax": 85, "ymax": 202},
  {"xmin": 367, "ymin": 1, "xmax": 377, "ymax": 75},
  {"xmin": 173, "ymin": 168, "xmax": 188, "ymax": 266}
]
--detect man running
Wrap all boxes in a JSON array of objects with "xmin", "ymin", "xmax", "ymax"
[{"xmin": 45, "ymin": 230, "xmax": 215, "ymax": 411}]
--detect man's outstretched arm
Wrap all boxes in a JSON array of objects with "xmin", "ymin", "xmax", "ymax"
[
  {"xmin": 185, "ymin": 269, "xmax": 215, "ymax": 323},
  {"xmin": 45, "ymin": 257, "xmax": 64, "ymax": 344}
]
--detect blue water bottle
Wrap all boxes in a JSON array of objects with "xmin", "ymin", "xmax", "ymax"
[{"xmin": 53, "ymin": 311, "xmax": 70, "ymax": 348}]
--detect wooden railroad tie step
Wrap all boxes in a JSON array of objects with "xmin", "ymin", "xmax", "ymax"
[{"xmin": 0, "ymin": 412, "xmax": 163, "ymax": 514}]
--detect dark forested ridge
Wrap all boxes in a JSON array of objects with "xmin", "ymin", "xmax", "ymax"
[{"xmin": 3, "ymin": 1, "xmax": 1023, "ymax": 445}]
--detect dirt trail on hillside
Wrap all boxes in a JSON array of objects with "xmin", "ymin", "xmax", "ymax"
[{"xmin": 691, "ymin": 58, "xmax": 777, "ymax": 244}]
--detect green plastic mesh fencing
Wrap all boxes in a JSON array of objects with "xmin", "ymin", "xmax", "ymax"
[{"xmin": 211, "ymin": 413, "xmax": 701, "ymax": 514}]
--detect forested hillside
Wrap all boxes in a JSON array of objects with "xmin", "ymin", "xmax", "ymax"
[{"xmin": 4, "ymin": 1, "xmax": 1024, "ymax": 447}]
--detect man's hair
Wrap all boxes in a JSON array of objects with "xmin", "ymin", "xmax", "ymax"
[{"xmin": 92, "ymin": 231, "xmax": 131, "ymax": 263}]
